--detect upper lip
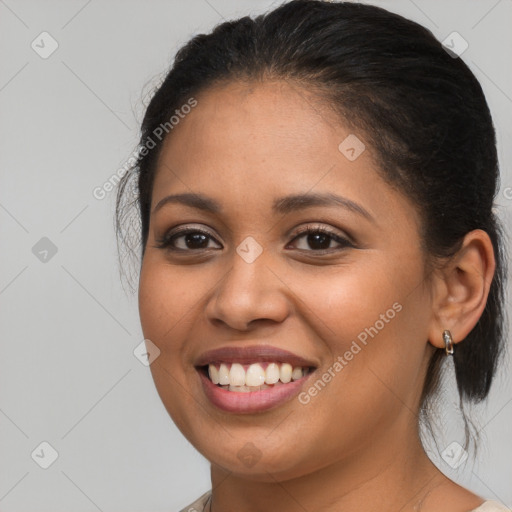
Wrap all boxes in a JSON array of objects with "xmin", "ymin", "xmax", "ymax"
[{"xmin": 194, "ymin": 345, "xmax": 318, "ymax": 368}]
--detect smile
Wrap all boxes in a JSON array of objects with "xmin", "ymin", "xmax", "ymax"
[
  {"xmin": 196, "ymin": 363, "xmax": 317, "ymax": 414},
  {"xmin": 205, "ymin": 362, "xmax": 313, "ymax": 390},
  {"xmin": 194, "ymin": 345, "xmax": 318, "ymax": 413}
]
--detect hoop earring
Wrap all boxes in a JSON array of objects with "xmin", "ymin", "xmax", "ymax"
[{"xmin": 443, "ymin": 330, "xmax": 454, "ymax": 355}]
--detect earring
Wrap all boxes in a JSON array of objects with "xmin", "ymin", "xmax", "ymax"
[{"xmin": 442, "ymin": 330, "xmax": 454, "ymax": 355}]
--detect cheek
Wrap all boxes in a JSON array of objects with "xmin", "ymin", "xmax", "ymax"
[
  {"xmin": 138, "ymin": 255, "xmax": 206, "ymax": 343},
  {"xmin": 290, "ymin": 253, "xmax": 430, "ymax": 415},
  {"xmin": 137, "ymin": 256, "xmax": 205, "ymax": 412},
  {"xmin": 137, "ymin": 257, "xmax": 207, "ymax": 433},
  {"xmin": 290, "ymin": 254, "xmax": 407, "ymax": 349}
]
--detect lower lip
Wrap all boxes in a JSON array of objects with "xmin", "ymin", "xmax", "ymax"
[{"xmin": 197, "ymin": 368, "xmax": 315, "ymax": 414}]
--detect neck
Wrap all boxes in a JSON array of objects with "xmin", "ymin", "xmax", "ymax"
[{"xmin": 208, "ymin": 424, "xmax": 446, "ymax": 512}]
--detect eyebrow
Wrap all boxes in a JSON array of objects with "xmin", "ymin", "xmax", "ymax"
[{"xmin": 152, "ymin": 192, "xmax": 374, "ymax": 221}]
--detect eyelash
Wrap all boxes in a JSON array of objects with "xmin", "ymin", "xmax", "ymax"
[{"xmin": 153, "ymin": 224, "xmax": 354, "ymax": 254}]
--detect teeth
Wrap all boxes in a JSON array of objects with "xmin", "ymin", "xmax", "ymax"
[
  {"xmin": 228, "ymin": 383, "xmax": 272, "ymax": 392},
  {"xmin": 228, "ymin": 384, "xmax": 252, "ymax": 392},
  {"xmin": 292, "ymin": 367, "xmax": 303, "ymax": 380},
  {"xmin": 246, "ymin": 363, "xmax": 266, "ymax": 387},
  {"xmin": 206, "ymin": 361, "xmax": 310, "ymax": 388},
  {"xmin": 208, "ymin": 365, "xmax": 220, "ymax": 385},
  {"xmin": 265, "ymin": 363, "xmax": 280, "ymax": 384},
  {"xmin": 218, "ymin": 363, "xmax": 230, "ymax": 385},
  {"xmin": 280, "ymin": 363, "xmax": 292, "ymax": 383},
  {"xmin": 229, "ymin": 363, "xmax": 246, "ymax": 386}
]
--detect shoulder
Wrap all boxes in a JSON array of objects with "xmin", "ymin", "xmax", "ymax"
[
  {"xmin": 178, "ymin": 490, "xmax": 212, "ymax": 512},
  {"xmin": 470, "ymin": 501, "xmax": 511, "ymax": 512},
  {"xmin": 420, "ymin": 477, "xmax": 508, "ymax": 512}
]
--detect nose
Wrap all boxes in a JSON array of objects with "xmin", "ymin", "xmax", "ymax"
[{"xmin": 205, "ymin": 249, "xmax": 290, "ymax": 332}]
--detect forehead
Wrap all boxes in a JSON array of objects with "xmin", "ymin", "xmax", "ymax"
[
  {"xmin": 161, "ymin": 79, "xmax": 341, "ymax": 165},
  {"xmin": 150, "ymin": 79, "xmax": 417, "ymax": 230},
  {"xmin": 154, "ymin": 80, "xmax": 366, "ymax": 187}
]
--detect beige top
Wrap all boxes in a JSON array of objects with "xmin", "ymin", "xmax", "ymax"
[{"xmin": 178, "ymin": 491, "xmax": 510, "ymax": 512}]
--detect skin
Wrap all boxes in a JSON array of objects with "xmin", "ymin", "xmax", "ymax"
[{"xmin": 138, "ymin": 80, "xmax": 495, "ymax": 512}]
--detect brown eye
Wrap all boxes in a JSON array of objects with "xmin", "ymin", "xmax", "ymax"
[
  {"xmin": 154, "ymin": 228, "xmax": 222, "ymax": 251},
  {"xmin": 287, "ymin": 226, "xmax": 353, "ymax": 252}
]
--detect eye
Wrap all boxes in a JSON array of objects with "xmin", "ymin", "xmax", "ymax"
[
  {"xmin": 153, "ymin": 224, "xmax": 354, "ymax": 254},
  {"xmin": 154, "ymin": 226, "xmax": 222, "ymax": 252},
  {"xmin": 286, "ymin": 225, "xmax": 354, "ymax": 252}
]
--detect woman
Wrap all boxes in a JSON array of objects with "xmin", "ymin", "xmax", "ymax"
[{"xmin": 115, "ymin": 1, "xmax": 509, "ymax": 510}]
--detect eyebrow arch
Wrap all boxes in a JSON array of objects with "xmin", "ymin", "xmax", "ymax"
[
  {"xmin": 152, "ymin": 192, "xmax": 374, "ymax": 222},
  {"xmin": 153, "ymin": 193, "xmax": 221, "ymax": 215},
  {"xmin": 272, "ymin": 192, "xmax": 374, "ymax": 221}
]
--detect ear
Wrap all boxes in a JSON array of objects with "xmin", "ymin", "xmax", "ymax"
[{"xmin": 428, "ymin": 229, "xmax": 496, "ymax": 350}]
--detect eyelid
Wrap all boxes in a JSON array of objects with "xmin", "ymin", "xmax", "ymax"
[
  {"xmin": 154, "ymin": 224, "xmax": 221, "ymax": 249},
  {"xmin": 290, "ymin": 223, "xmax": 354, "ymax": 242},
  {"xmin": 286, "ymin": 224, "xmax": 354, "ymax": 251}
]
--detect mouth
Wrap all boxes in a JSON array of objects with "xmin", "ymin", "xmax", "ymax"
[
  {"xmin": 196, "ymin": 362, "xmax": 316, "ymax": 392},
  {"xmin": 193, "ymin": 345, "xmax": 319, "ymax": 413}
]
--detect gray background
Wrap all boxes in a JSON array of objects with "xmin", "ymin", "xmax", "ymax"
[{"xmin": 0, "ymin": 1, "xmax": 511, "ymax": 511}]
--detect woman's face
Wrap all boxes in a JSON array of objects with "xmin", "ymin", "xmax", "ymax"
[{"xmin": 138, "ymin": 80, "xmax": 436, "ymax": 480}]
